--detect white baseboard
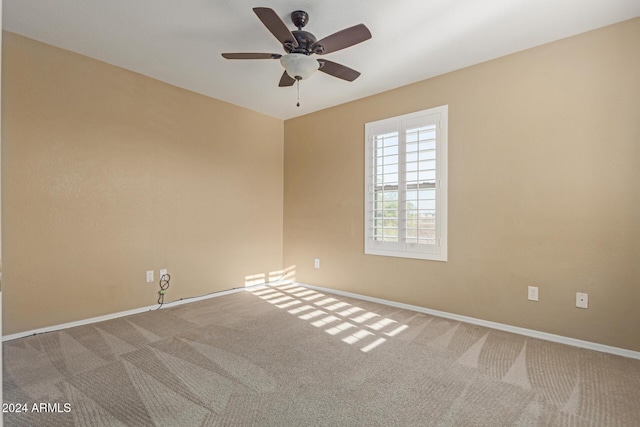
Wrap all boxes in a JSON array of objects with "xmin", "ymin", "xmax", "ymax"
[
  {"xmin": 5, "ymin": 280, "xmax": 639, "ymax": 361},
  {"xmin": 296, "ymin": 282, "xmax": 640, "ymax": 360},
  {"xmin": 1, "ymin": 286, "xmax": 251, "ymax": 342}
]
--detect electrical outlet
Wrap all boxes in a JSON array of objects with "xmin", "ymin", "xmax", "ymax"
[
  {"xmin": 576, "ymin": 292, "xmax": 589, "ymax": 309},
  {"xmin": 314, "ymin": 258, "xmax": 320, "ymax": 269},
  {"xmin": 146, "ymin": 270, "xmax": 154, "ymax": 283},
  {"xmin": 160, "ymin": 269, "xmax": 168, "ymax": 278},
  {"xmin": 527, "ymin": 286, "xmax": 539, "ymax": 301}
]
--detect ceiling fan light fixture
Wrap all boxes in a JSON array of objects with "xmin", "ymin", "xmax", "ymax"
[{"xmin": 280, "ymin": 53, "xmax": 319, "ymax": 80}]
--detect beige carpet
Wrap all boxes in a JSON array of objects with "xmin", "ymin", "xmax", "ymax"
[{"xmin": 3, "ymin": 283, "xmax": 640, "ymax": 426}]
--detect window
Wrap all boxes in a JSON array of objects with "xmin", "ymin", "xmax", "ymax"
[{"xmin": 364, "ymin": 105, "xmax": 448, "ymax": 261}]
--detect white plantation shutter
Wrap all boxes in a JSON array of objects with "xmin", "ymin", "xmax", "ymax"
[{"xmin": 364, "ymin": 105, "xmax": 448, "ymax": 261}]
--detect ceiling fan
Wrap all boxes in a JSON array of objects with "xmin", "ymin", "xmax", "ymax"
[{"xmin": 221, "ymin": 8, "xmax": 372, "ymax": 94}]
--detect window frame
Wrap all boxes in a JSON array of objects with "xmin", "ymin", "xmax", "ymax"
[{"xmin": 364, "ymin": 105, "xmax": 448, "ymax": 262}]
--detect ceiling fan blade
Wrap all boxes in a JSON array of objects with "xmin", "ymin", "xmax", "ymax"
[
  {"xmin": 221, "ymin": 53, "xmax": 282, "ymax": 60},
  {"xmin": 318, "ymin": 59, "xmax": 361, "ymax": 82},
  {"xmin": 278, "ymin": 71, "xmax": 296, "ymax": 87},
  {"xmin": 312, "ymin": 24, "xmax": 371, "ymax": 55},
  {"xmin": 253, "ymin": 7, "xmax": 298, "ymax": 48}
]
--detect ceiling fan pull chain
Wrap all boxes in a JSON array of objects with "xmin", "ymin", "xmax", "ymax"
[{"xmin": 296, "ymin": 79, "xmax": 300, "ymax": 107}]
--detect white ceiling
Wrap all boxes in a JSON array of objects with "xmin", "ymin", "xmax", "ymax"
[{"xmin": 4, "ymin": 1, "xmax": 639, "ymax": 120}]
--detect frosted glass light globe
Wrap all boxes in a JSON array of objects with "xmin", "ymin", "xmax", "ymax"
[{"xmin": 280, "ymin": 53, "xmax": 319, "ymax": 80}]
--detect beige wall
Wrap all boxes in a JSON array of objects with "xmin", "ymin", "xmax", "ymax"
[
  {"xmin": 3, "ymin": 18, "xmax": 639, "ymax": 351},
  {"xmin": 2, "ymin": 32, "xmax": 284, "ymax": 335},
  {"xmin": 284, "ymin": 18, "xmax": 640, "ymax": 351}
]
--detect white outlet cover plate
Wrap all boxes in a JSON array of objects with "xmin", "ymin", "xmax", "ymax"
[
  {"xmin": 576, "ymin": 292, "xmax": 589, "ymax": 309},
  {"xmin": 527, "ymin": 286, "xmax": 539, "ymax": 301},
  {"xmin": 160, "ymin": 269, "xmax": 168, "ymax": 277},
  {"xmin": 146, "ymin": 270, "xmax": 154, "ymax": 282}
]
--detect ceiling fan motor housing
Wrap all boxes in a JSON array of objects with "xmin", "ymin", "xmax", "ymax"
[
  {"xmin": 283, "ymin": 11, "xmax": 324, "ymax": 55},
  {"xmin": 287, "ymin": 30, "xmax": 318, "ymax": 54}
]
